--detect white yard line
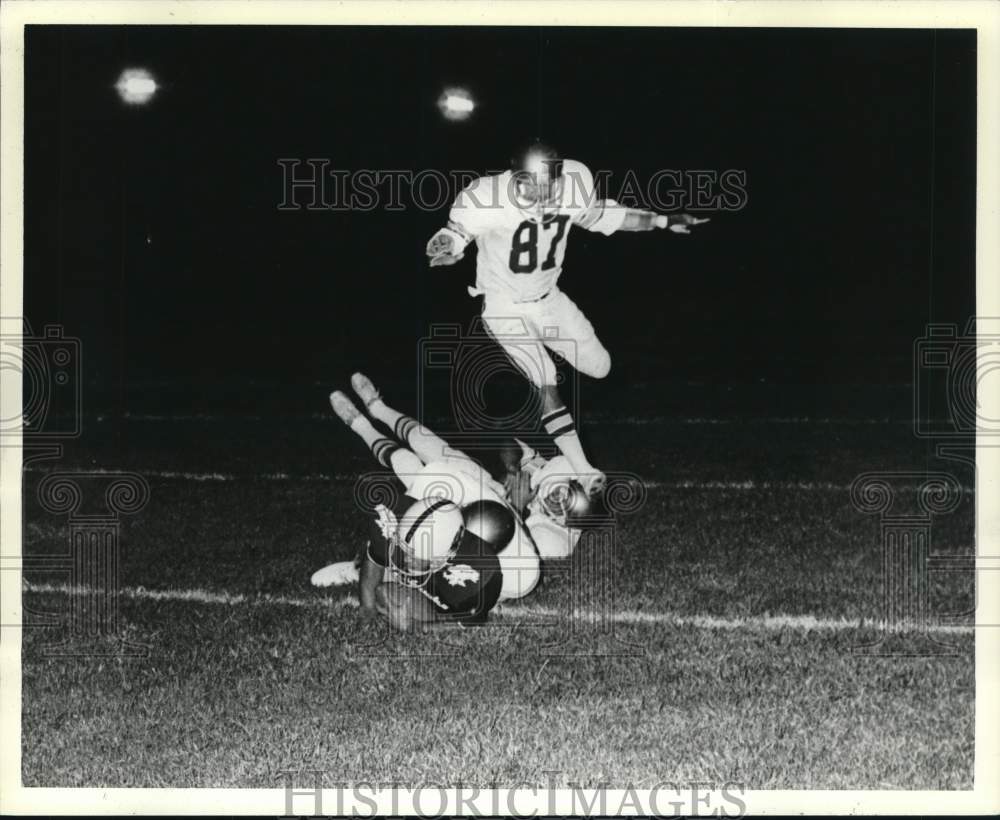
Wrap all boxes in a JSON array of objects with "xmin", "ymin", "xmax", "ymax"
[
  {"xmin": 21, "ymin": 580, "xmax": 974, "ymax": 635},
  {"xmin": 21, "ymin": 465, "xmax": 971, "ymax": 492},
  {"xmin": 21, "ymin": 466, "xmax": 350, "ymax": 482},
  {"xmin": 22, "ymin": 580, "xmax": 355, "ymax": 611}
]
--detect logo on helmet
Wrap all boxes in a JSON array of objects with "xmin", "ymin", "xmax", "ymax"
[{"xmin": 443, "ymin": 564, "xmax": 480, "ymax": 587}]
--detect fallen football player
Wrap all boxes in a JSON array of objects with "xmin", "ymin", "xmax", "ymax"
[{"xmin": 311, "ymin": 372, "xmax": 605, "ymax": 630}]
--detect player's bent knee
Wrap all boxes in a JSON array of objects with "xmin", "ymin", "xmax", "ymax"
[
  {"xmin": 594, "ymin": 353, "xmax": 611, "ymax": 379},
  {"xmin": 581, "ymin": 350, "xmax": 611, "ymax": 379}
]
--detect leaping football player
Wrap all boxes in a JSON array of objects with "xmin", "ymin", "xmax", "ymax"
[
  {"xmin": 426, "ymin": 142, "xmax": 709, "ymax": 497},
  {"xmin": 311, "ymin": 373, "xmax": 600, "ymax": 629}
]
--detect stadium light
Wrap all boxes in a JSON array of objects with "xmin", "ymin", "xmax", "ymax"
[
  {"xmin": 437, "ymin": 87, "xmax": 475, "ymax": 121},
  {"xmin": 115, "ymin": 68, "xmax": 158, "ymax": 105}
]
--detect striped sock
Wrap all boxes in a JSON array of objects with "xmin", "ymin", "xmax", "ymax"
[
  {"xmin": 393, "ymin": 415, "xmax": 421, "ymax": 448},
  {"xmin": 369, "ymin": 399, "xmax": 423, "ymax": 447},
  {"xmin": 350, "ymin": 416, "xmax": 400, "ymax": 468},
  {"xmin": 368, "ymin": 399, "xmax": 448, "ymax": 464},
  {"xmin": 542, "ymin": 406, "xmax": 593, "ymax": 475}
]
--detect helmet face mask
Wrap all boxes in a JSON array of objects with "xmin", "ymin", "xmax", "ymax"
[
  {"xmin": 387, "ymin": 534, "xmax": 436, "ymax": 585},
  {"xmin": 389, "ymin": 534, "xmax": 457, "ymax": 582},
  {"xmin": 510, "ymin": 143, "xmax": 564, "ymax": 223}
]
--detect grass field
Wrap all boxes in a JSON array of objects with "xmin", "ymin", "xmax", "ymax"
[{"xmin": 19, "ymin": 382, "xmax": 975, "ymax": 789}]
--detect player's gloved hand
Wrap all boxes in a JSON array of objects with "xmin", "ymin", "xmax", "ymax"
[
  {"xmin": 429, "ymin": 252, "xmax": 465, "ymax": 267},
  {"xmin": 426, "ymin": 229, "xmax": 466, "ymax": 267},
  {"xmin": 656, "ymin": 213, "xmax": 711, "ymax": 234}
]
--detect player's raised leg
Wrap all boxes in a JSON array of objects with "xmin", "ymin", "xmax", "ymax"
[
  {"xmin": 351, "ymin": 372, "xmax": 456, "ymax": 465},
  {"xmin": 481, "ymin": 309, "xmax": 604, "ymax": 494},
  {"xmin": 329, "ymin": 390, "xmax": 424, "ymax": 483},
  {"xmin": 538, "ymin": 291, "xmax": 609, "ymax": 495},
  {"xmin": 539, "ymin": 386, "xmax": 605, "ymax": 496},
  {"xmin": 542, "ymin": 290, "xmax": 611, "ymax": 380},
  {"xmin": 315, "ymin": 392, "xmax": 408, "ymax": 590}
]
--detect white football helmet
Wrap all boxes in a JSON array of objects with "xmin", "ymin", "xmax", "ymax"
[
  {"xmin": 510, "ymin": 142, "xmax": 565, "ymax": 224},
  {"xmin": 390, "ymin": 497, "xmax": 465, "ymax": 582}
]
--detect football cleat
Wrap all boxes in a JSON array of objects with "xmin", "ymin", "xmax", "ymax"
[
  {"xmin": 580, "ymin": 470, "xmax": 607, "ymax": 499},
  {"xmin": 311, "ymin": 560, "xmax": 360, "ymax": 587},
  {"xmin": 350, "ymin": 372, "xmax": 381, "ymax": 407},
  {"xmin": 329, "ymin": 390, "xmax": 361, "ymax": 425}
]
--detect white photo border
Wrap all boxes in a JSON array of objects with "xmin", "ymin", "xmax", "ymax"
[{"xmin": 1, "ymin": 0, "xmax": 997, "ymax": 815}]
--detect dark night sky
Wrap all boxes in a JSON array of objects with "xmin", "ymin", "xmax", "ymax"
[{"xmin": 24, "ymin": 26, "xmax": 976, "ymax": 409}]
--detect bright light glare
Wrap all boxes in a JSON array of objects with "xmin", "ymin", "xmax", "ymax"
[
  {"xmin": 116, "ymin": 68, "xmax": 158, "ymax": 105},
  {"xmin": 525, "ymin": 152, "xmax": 547, "ymax": 174},
  {"xmin": 445, "ymin": 94, "xmax": 474, "ymax": 112},
  {"xmin": 437, "ymin": 87, "xmax": 475, "ymax": 121}
]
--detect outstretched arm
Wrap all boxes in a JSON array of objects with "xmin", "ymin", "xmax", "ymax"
[
  {"xmin": 578, "ymin": 197, "xmax": 710, "ymax": 235},
  {"xmin": 619, "ymin": 210, "xmax": 710, "ymax": 234}
]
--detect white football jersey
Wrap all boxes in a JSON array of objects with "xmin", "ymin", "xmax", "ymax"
[
  {"xmin": 447, "ymin": 160, "xmax": 625, "ymax": 302},
  {"xmin": 408, "ymin": 457, "xmax": 505, "ymax": 508}
]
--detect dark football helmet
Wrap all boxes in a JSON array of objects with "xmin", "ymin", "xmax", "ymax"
[
  {"xmin": 510, "ymin": 141, "xmax": 564, "ymax": 223},
  {"xmin": 462, "ymin": 499, "xmax": 517, "ymax": 554}
]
